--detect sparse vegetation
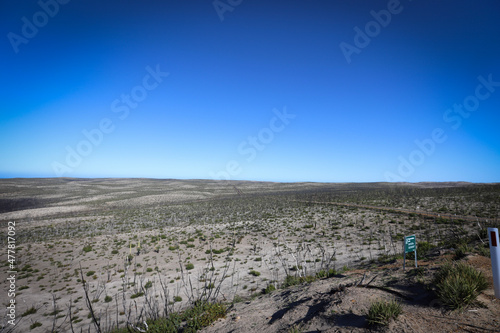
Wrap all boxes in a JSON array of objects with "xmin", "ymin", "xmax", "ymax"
[
  {"xmin": 82, "ymin": 244, "xmax": 93, "ymax": 253},
  {"xmin": 249, "ymin": 270, "xmax": 261, "ymax": 277},
  {"xmin": 1, "ymin": 179, "xmax": 498, "ymax": 332},
  {"xmin": 29, "ymin": 321, "xmax": 42, "ymax": 330},
  {"xmin": 433, "ymin": 261, "xmax": 488, "ymax": 310},
  {"xmin": 21, "ymin": 306, "xmax": 37, "ymax": 317},
  {"xmin": 366, "ymin": 299, "xmax": 402, "ymax": 326}
]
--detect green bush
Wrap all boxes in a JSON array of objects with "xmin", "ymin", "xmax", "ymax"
[
  {"xmin": 434, "ymin": 262, "xmax": 488, "ymax": 310},
  {"xmin": 316, "ymin": 268, "xmax": 336, "ymax": 279},
  {"xmin": 476, "ymin": 244, "xmax": 490, "ymax": 257},
  {"xmin": 183, "ymin": 302, "xmax": 226, "ymax": 332},
  {"xmin": 185, "ymin": 263, "xmax": 195, "ymax": 270},
  {"xmin": 263, "ymin": 284, "xmax": 276, "ymax": 294},
  {"xmin": 249, "ymin": 270, "xmax": 260, "ymax": 277},
  {"xmin": 123, "ymin": 302, "xmax": 225, "ymax": 333},
  {"xmin": 174, "ymin": 296, "xmax": 182, "ymax": 302},
  {"xmin": 366, "ymin": 300, "xmax": 402, "ymax": 326},
  {"xmin": 104, "ymin": 295, "xmax": 113, "ymax": 303},
  {"xmin": 22, "ymin": 306, "xmax": 37, "ymax": 317},
  {"xmin": 30, "ymin": 322, "xmax": 42, "ymax": 330},
  {"xmin": 82, "ymin": 244, "xmax": 92, "ymax": 253},
  {"xmin": 282, "ymin": 274, "xmax": 317, "ymax": 288},
  {"xmin": 86, "ymin": 271, "xmax": 96, "ymax": 277},
  {"xmin": 206, "ymin": 248, "xmax": 227, "ymax": 255},
  {"xmin": 130, "ymin": 292, "xmax": 144, "ymax": 299},
  {"xmin": 454, "ymin": 244, "xmax": 472, "ymax": 260}
]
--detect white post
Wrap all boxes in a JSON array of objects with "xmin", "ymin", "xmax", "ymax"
[{"xmin": 488, "ymin": 227, "xmax": 500, "ymax": 299}]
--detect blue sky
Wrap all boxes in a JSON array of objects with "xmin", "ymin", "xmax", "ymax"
[{"xmin": 1, "ymin": 0, "xmax": 500, "ymax": 182}]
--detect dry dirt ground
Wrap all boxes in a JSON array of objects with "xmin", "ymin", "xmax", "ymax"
[
  {"xmin": 202, "ymin": 254, "xmax": 500, "ymax": 333},
  {"xmin": 0, "ymin": 179, "xmax": 498, "ymax": 332}
]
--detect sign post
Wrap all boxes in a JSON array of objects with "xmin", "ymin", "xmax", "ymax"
[
  {"xmin": 403, "ymin": 235, "xmax": 417, "ymax": 271},
  {"xmin": 488, "ymin": 227, "xmax": 500, "ymax": 299}
]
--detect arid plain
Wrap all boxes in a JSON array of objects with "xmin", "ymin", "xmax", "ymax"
[{"xmin": 0, "ymin": 179, "xmax": 499, "ymax": 332}]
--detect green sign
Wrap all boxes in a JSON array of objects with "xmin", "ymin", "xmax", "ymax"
[{"xmin": 404, "ymin": 235, "xmax": 416, "ymax": 253}]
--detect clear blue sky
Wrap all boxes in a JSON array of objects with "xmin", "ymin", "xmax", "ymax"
[{"xmin": 1, "ymin": 0, "xmax": 500, "ymax": 182}]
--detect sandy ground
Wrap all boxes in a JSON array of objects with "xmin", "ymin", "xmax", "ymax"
[
  {"xmin": 202, "ymin": 255, "xmax": 500, "ymax": 333},
  {"xmin": 0, "ymin": 179, "xmax": 498, "ymax": 332}
]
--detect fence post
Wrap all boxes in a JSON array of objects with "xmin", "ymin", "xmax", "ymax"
[{"xmin": 488, "ymin": 227, "xmax": 500, "ymax": 299}]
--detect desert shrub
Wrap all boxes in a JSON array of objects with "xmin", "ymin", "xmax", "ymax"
[
  {"xmin": 111, "ymin": 249, "xmax": 119, "ymax": 254},
  {"xmin": 130, "ymin": 301, "xmax": 225, "ymax": 333},
  {"xmin": 21, "ymin": 306, "xmax": 37, "ymax": 317},
  {"xmin": 476, "ymin": 244, "xmax": 490, "ymax": 257},
  {"xmin": 206, "ymin": 248, "xmax": 227, "ymax": 255},
  {"xmin": 82, "ymin": 244, "xmax": 92, "ymax": 253},
  {"xmin": 30, "ymin": 322, "xmax": 42, "ymax": 330},
  {"xmin": 183, "ymin": 302, "xmax": 226, "ymax": 332},
  {"xmin": 174, "ymin": 296, "xmax": 182, "ymax": 302},
  {"xmin": 316, "ymin": 269, "xmax": 336, "ymax": 279},
  {"xmin": 377, "ymin": 253, "xmax": 397, "ymax": 264},
  {"xmin": 104, "ymin": 295, "xmax": 113, "ymax": 303},
  {"xmin": 185, "ymin": 263, "xmax": 195, "ymax": 270},
  {"xmin": 283, "ymin": 277, "xmax": 297, "ymax": 287},
  {"xmin": 287, "ymin": 324, "xmax": 304, "ymax": 333},
  {"xmin": 249, "ymin": 270, "xmax": 260, "ymax": 277},
  {"xmin": 21, "ymin": 264, "xmax": 32, "ymax": 272},
  {"xmin": 282, "ymin": 274, "xmax": 316, "ymax": 288},
  {"xmin": 433, "ymin": 261, "xmax": 488, "ymax": 310},
  {"xmin": 144, "ymin": 281, "xmax": 153, "ymax": 289},
  {"xmin": 232, "ymin": 294, "xmax": 243, "ymax": 303},
  {"xmin": 130, "ymin": 291, "xmax": 144, "ymax": 299},
  {"xmin": 86, "ymin": 271, "xmax": 95, "ymax": 277},
  {"xmin": 366, "ymin": 300, "xmax": 402, "ymax": 326},
  {"xmin": 263, "ymin": 284, "xmax": 276, "ymax": 294},
  {"xmin": 408, "ymin": 267, "xmax": 425, "ymax": 277},
  {"xmin": 454, "ymin": 244, "xmax": 472, "ymax": 260},
  {"xmin": 416, "ymin": 241, "xmax": 435, "ymax": 258}
]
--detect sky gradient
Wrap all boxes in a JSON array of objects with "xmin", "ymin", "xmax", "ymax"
[{"xmin": 1, "ymin": 0, "xmax": 500, "ymax": 182}]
